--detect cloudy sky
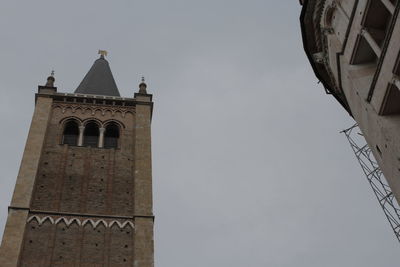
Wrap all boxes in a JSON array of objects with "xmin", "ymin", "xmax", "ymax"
[{"xmin": 0, "ymin": 0, "xmax": 398, "ymax": 266}]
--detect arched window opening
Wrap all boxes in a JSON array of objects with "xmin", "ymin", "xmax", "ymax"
[
  {"xmin": 104, "ymin": 123, "xmax": 120, "ymax": 148},
  {"xmin": 83, "ymin": 122, "xmax": 99, "ymax": 147},
  {"xmin": 62, "ymin": 121, "xmax": 79, "ymax": 146}
]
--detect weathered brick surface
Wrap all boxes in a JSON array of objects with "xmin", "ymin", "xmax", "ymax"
[
  {"xmin": 109, "ymin": 224, "xmax": 134, "ymax": 265},
  {"xmin": 134, "ymin": 103, "xmax": 153, "ymax": 216},
  {"xmin": 0, "ymin": 96, "xmax": 53, "ymax": 267},
  {"xmin": 80, "ymin": 224, "xmax": 107, "ymax": 264},
  {"xmin": 31, "ymin": 103, "xmax": 136, "ymax": 216},
  {"xmin": 133, "ymin": 99, "xmax": 154, "ymax": 267},
  {"xmin": 51, "ymin": 222, "xmax": 80, "ymax": 265},
  {"xmin": 0, "ymin": 209, "xmax": 29, "ymax": 267},
  {"xmin": 19, "ymin": 220, "xmax": 52, "ymax": 266},
  {"xmin": 134, "ymin": 217, "xmax": 154, "ymax": 267},
  {"xmin": 11, "ymin": 97, "xmax": 54, "ymax": 208},
  {"xmin": 19, "ymin": 216, "xmax": 135, "ymax": 266}
]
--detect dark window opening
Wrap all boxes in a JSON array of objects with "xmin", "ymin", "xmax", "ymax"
[
  {"xmin": 83, "ymin": 122, "xmax": 99, "ymax": 147},
  {"xmin": 63, "ymin": 121, "xmax": 79, "ymax": 146},
  {"xmin": 381, "ymin": 83, "xmax": 400, "ymax": 115},
  {"xmin": 351, "ymin": 35, "xmax": 378, "ymax": 65},
  {"xmin": 104, "ymin": 123, "xmax": 120, "ymax": 148},
  {"xmin": 351, "ymin": 0, "xmax": 393, "ymax": 65},
  {"xmin": 363, "ymin": 0, "xmax": 392, "ymax": 48}
]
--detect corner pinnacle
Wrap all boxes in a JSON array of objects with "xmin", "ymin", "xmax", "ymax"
[{"xmin": 139, "ymin": 76, "xmax": 147, "ymax": 94}]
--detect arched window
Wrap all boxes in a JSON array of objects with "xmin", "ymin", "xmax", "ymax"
[
  {"xmin": 62, "ymin": 120, "xmax": 79, "ymax": 146},
  {"xmin": 83, "ymin": 122, "xmax": 99, "ymax": 147},
  {"xmin": 104, "ymin": 123, "xmax": 120, "ymax": 148}
]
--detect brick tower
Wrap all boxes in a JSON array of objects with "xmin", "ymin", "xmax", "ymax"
[{"xmin": 0, "ymin": 52, "xmax": 154, "ymax": 266}]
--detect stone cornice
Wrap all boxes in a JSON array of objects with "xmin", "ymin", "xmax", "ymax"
[{"xmin": 35, "ymin": 91, "xmax": 153, "ymax": 108}]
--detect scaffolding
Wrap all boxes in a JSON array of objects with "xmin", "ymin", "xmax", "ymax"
[{"xmin": 342, "ymin": 124, "xmax": 400, "ymax": 242}]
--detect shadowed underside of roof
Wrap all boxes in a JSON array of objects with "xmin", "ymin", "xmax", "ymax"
[{"xmin": 74, "ymin": 56, "xmax": 120, "ymax": 97}]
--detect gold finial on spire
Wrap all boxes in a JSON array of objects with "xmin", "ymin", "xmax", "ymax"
[
  {"xmin": 141, "ymin": 76, "xmax": 145, "ymax": 82},
  {"xmin": 51, "ymin": 70, "xmax": 55, "ymax": 77},
  {"xmin": 98, "ymin": 50, "xmax": 108, "ymax": 57}
]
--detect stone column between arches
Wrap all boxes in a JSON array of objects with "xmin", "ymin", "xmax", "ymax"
[
  {"xmin": 99, "ymin": 127, "xmax": 106, "ymax": 148},
  {"xmin": 78, "ymin": 125, "xmax": 85, "ymax": 146}
]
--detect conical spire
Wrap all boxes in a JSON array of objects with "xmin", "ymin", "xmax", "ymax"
[{"xmin": 75, "ymin": 51, "xmax": 120, "ymax": 96}]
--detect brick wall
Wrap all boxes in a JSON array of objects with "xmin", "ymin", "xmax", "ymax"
[
  {"xmin": 20, "ymin": 217, "xmax": 134, "ymax": 266},
  {"xmin": 19, "ymin": 101, "xmax": 138, "ymax": 266}
]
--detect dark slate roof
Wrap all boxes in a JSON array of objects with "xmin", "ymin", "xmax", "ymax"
[{"xmin": 74, "ymin": 56, "xmax": 120, "ymax": 96}]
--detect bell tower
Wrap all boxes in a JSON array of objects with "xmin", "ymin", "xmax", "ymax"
[{"xmin": 0, "ymin": 52, "xmax": 154, "ymax": 266}]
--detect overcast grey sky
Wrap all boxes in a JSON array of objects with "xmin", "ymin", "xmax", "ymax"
[{"xmin": 0, "ymin": 0, "xmax": 398, "ymax": 266}]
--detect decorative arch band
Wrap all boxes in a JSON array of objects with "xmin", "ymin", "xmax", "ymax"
[
  {"xmin": 27, "ymin": 215, "xmax": 134, "ymax": 229},
  {"xmin": 52, "ymin": 104, "xmax": 135, "ymax": 118}
]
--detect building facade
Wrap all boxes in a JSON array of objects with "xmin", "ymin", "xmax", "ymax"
[
  {"xmin": 0, "ymin": 54, "xmax": 154, "ymax": 266},
  {"xmin": 300, "ymin": 0, "xmax": 400, "ymax": 203}
]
